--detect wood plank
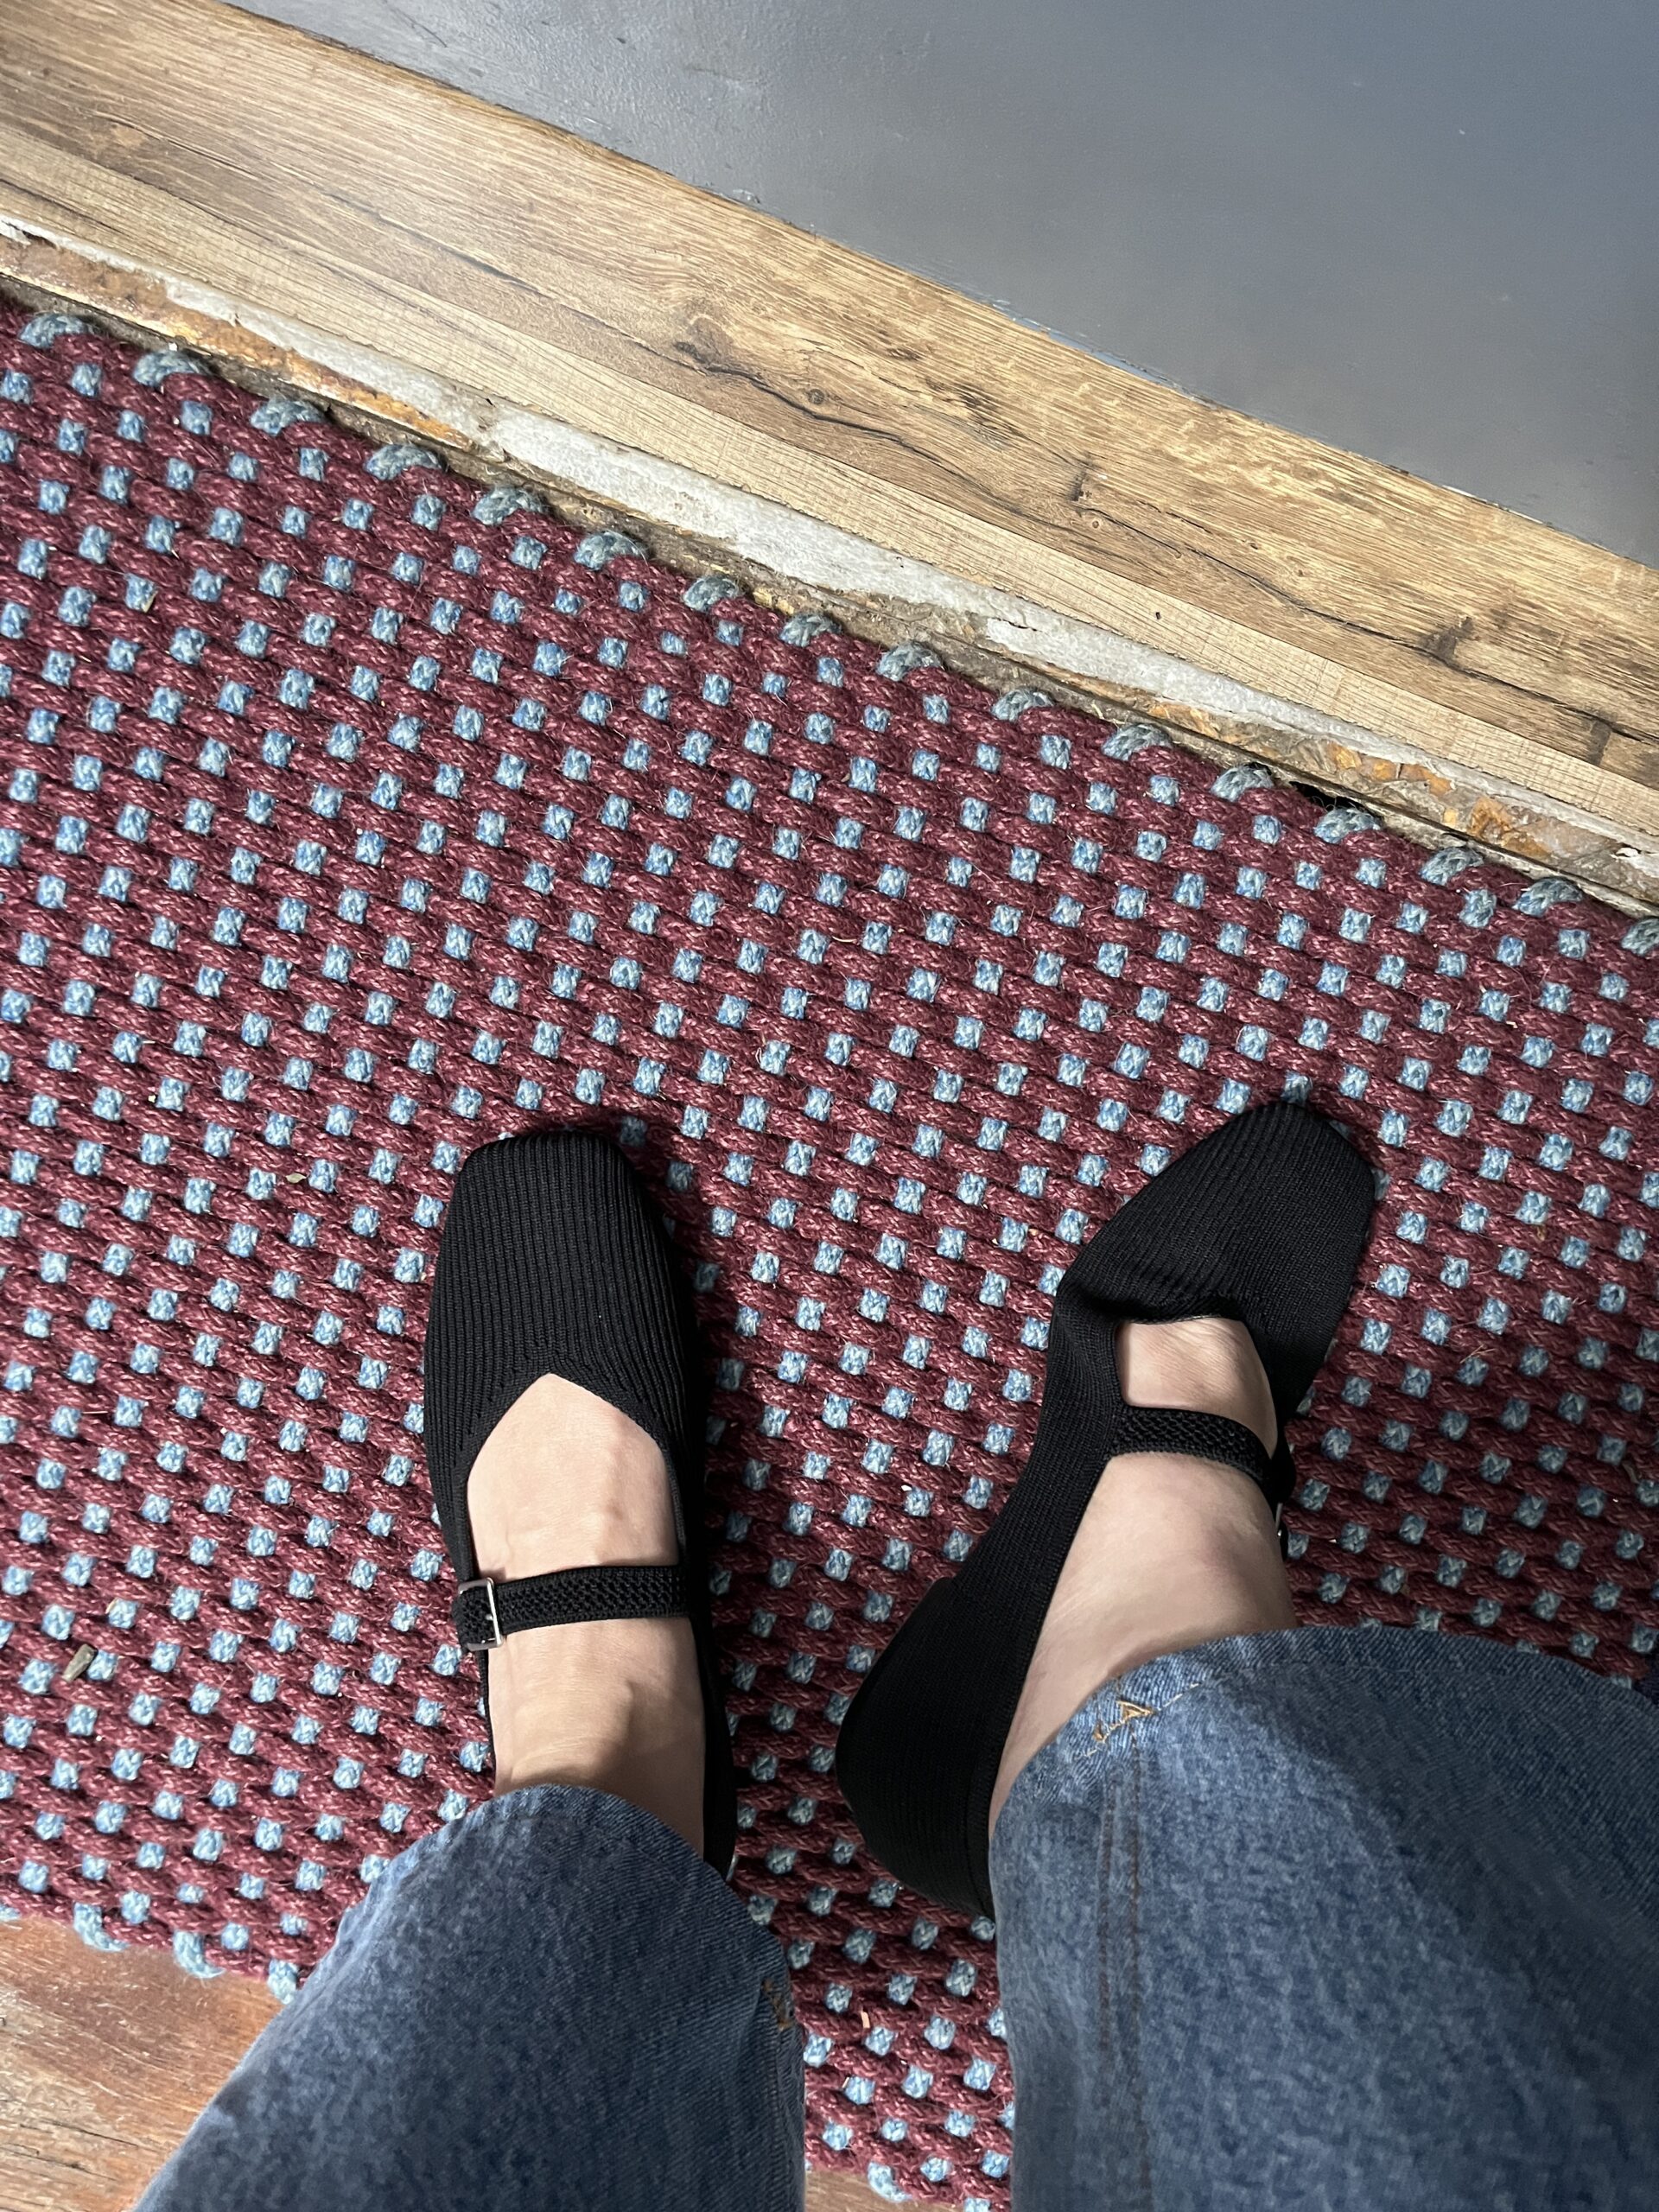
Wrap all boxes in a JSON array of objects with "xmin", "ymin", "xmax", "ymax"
[
  {"xmin": 0, "ymin": 0, "xmax": 1655, "ymax": 904},
  {"xmin": 3, "ymin": 0, "xmax": 1646, "ymax": 760},
  {"xmin": 0, "ymin": 1918, "xmax": 887, "ymax": 2209},
  {"xmin": 0, "ymin": 1918, "xmax": 276, "ymax": 2212}
]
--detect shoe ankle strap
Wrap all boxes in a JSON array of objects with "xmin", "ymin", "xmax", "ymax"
[
  {"xmin": 1112, "ymin": 1403, "xmax": 1284, "ymax": 1506},
  {"xmin": 454, "ymin": 1564, "xmax": 690, "ymax": 1651}
]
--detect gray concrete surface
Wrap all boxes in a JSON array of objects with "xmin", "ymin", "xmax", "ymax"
[{"xmin": 232, "ymin": 0, "xmax": 1659, "ymax": 564}]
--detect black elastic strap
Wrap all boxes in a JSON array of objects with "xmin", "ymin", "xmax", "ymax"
[
  {"xmin": 1113, "ymin": 1403, "xmax": 1281, "ymax": 1503},
  {"xmin": 454, "ymin": 1563, "xmax": 690, "ymax": 1650}
]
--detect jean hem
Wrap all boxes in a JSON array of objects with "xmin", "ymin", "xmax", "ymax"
[{"xmin": 994, "ymin": 1619, "xmax": 1651, "ymax": 1846}]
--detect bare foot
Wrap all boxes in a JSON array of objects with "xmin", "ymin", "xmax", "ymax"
[
  {"xmin": 465, "ymin": 1374, "xmax": 705, "ymax": 1853},
  {"xmin": 989, "ymin": 1316, "xmax": 1295, "ymax": 1835}
]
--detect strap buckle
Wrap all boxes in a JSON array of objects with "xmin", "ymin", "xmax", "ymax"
[{"xmin": 456, "ymin": 1576, "xmax": 503, "ymax": 1651}]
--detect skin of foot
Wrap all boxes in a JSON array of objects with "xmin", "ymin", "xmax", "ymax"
[
  {"xmin": 465, "ymin": 1373, "xmax": 705, "ymax": 1853},
  {"xmin": 989, "ymin": 1315, "xmax": 1297, "ymax": 1836}
]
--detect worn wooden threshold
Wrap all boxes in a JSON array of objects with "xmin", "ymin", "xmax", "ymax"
[{"xmin": 0, "ymin": 0, "xmax": 1656, "ymax": 907}]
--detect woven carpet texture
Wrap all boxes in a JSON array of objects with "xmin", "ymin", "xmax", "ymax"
[{"xmin": 1, "ymin": 305, "xmax": 1656, "ymax": 2207}]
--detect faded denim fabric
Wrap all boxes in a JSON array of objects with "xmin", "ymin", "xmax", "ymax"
[
  {"xmin": 137, "ymin": 1784, "xmax": 804, "ymax": 2212},
  {"xmin": 141, "ymin": 1629, "xmax": 1658, "ymax": 2210},
  {"xmin": 992, "ymin": 1626, "xmax": 1659, "ymax": 2212}
]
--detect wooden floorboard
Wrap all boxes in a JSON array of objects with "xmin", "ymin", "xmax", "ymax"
[
  {"xmin": 0, "ymin": 1919, "xmax": 886, "ymax": 2209},
  {"xmin": 0, "ymin": 1918, "xmax": 276, "ymax": 2212},
  {"xmin": 0, "ymin": 0, "xmax": 1656, "ymax": 905}
]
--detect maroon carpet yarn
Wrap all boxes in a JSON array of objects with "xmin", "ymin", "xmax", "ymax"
[{"xmin": 1, "ymin": 302, "xmax": 1656, "ymax": 2206}]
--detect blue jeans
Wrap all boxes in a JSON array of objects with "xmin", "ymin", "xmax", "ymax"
[{"xmin": 138, "ymin": 1630, "xmax": 1659, "ymax": 2210}]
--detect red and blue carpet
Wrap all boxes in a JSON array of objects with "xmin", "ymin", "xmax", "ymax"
[{"xmin": 1, "ymin": 306, "xmax": 1655, "ymax": 2204}]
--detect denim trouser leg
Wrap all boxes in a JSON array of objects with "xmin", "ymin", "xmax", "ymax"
[
  {"xmin": 990, "ymin": 1625, "xmax": 1659, "ymax": 2212},
  {"xmin": 136, "ymin": 1630, "xmax": 1659, "ymax": 2211},
  {"xmin": 137, "ymin": 1786, "xmax": 804, "ymax": 2212}
]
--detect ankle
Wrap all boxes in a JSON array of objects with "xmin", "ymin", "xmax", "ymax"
[
  {"xmin": 1044, "ymin": 1455, "xmax": 1294, "ymax": 1648},
  {"xmin": 988, "ymin": 1321, "xmax": 1293, "ymax": 1838},
  {"xmin": 990, "ymin": 1452, "xmax": 1294, "ymax": 1834},
  {"xmin": 489, "ymin": 1619, "xmax": 705, "ymax": 1852},
  {"xmin": 1019, "ymin": 1452, "xmax": 1291, "ymax": 1668},
  {"xmin": 461, "ymin": 1376, "xmax": 704, "ymax": 1849}
]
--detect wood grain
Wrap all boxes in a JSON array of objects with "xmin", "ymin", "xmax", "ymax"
[
  {"xmin": 0, "ymin": 0, "xmax": 1656, "ymax": 885},
  {"xmin": 0, "ymin": 1918, "xmax": 276, "ymax": 2212},
  {"xmin": 0, "ymin": 1919, "xmax": 887, "ymax": 2210}
]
